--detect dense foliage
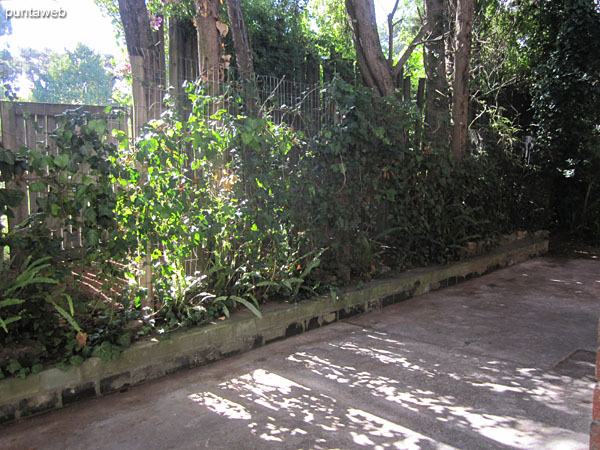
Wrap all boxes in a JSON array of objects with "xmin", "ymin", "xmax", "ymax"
[
  {"xmin": 0, "ymin": 77, "xmax": 549, "ymax": 377},
  {"xmin": 467, "ymin": 0, "xmax": 600, "ymax": 240},
  {"xmin": 3, "ymin": 0, "xmax": 596, "ymax": 380},
  {"xmin": 0, "ymin": 108, "xmax": 135, "ymax": 377},
  {"xmin": 526, "ymin": 0, "xmax": 600, "ymax": 237},
  {"xmin": 294, "ymin": 81, "xmax": 547, "ymax": 277}
]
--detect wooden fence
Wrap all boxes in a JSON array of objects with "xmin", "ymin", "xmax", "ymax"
[
  {"xmin": 1, "ymin": 76, "xmax": 425, "ymax": 281},
  {"xmin": 0, "ymin": 101, "xmax": 131, "ymax": 242}
]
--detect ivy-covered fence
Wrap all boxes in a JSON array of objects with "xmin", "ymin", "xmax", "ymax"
[
  {"xmin": 0, "ymin": 79, "xmax": 550, "ymax": 379},
  {"xmin": 0, "ymin": 101, "xmax": 130, "ymax": 242}
]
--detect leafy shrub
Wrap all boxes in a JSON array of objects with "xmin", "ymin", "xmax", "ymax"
[
  {"xmin": 114, "ymin": 85, "xmax": 324, "ymax": 328},
  {"xmin": 0, "ymin": 108, "xmax": 137, "ymax": 378},
  {"xmin": 298, "ymin": 80, "xmax": 549, "ymax": 277},
  {"xmin": 0, "ymin": 79, "xmax": 549, "ymax": 377}
]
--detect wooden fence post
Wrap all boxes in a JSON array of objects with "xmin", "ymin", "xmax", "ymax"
[
  {"xmin": 416, "ymin": 78, "xmax": 426, "ymax": 150},
  {"xmin": 396, "ymin": 67, "xmax": 404, "ymax": 90},
  {"xmin": 403, "ymin": 76, "xmax": 411, "ymax": 103},
  {"xmin": 0, "ymin": 102, "xmax": 29, "ymax": 265},
  {"xmin": 130, "ymin": 55, "xmax": 154, "ymax": 308}
]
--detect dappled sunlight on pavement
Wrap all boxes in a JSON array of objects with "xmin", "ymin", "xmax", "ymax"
[
  {"xmin": 189, "ymin": 368, "xmax": 457, "ymax": 449},
  {"xmin": 1, "ymin": 257, "xmax": 597, "ymax": 449},
  {"xmin": 182, "ymin": 321, "xmax": 591, "ymax": 449}
]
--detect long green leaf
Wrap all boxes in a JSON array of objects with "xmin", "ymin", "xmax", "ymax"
[
  {"xmin": 47, "ymin": 298, "xmax": 82, "ymax": 333},
  {"xmin": 0, "ymin": 315, "xmax": 21, "ymax": 333},
  {"xmin": 255, "ymin": 281, "xmax": 280, "ymax": 288},
  {"xmin": 244, "ymin": 292, "xmax": 260, "ymax": 308},
  {"xmin": 0, "ymin": 298, "xmax": 25, "ymax": 308},
  {"xmin": 301, "ymin": 258, "xmax": 321, "ymax": 279},
  {"xmin": 2, "ymin": 316, "xmax": 21, "ymax": 326},
  {"xmin": 230, "ymin": 296, "xmax": 262, "ymax": 319},
  {"xmin": 5, "ymin": 277, "xmax": 58, "ymax": 295},
  {"xmin": 0, "ymin": 316, "xmax": 8, "ymax": 333},
  {"xmin": 61, "ymin": 293, "xmax": 75, "ymax": 316}
]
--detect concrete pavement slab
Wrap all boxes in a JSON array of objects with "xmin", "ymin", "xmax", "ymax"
[
  {"xmin": 348, "ymin": 257, "xmax": 600, "ymax": 368},
  {"xmin": 1, "ymin": 256, "xmax": 598, "ymax": 449}
]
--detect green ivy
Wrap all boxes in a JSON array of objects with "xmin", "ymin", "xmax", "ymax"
[{"xmin": 0, "ymin": 79, "xmax": 549, "ymax": 378}]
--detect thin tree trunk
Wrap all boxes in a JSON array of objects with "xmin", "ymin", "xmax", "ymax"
[
  {"xmin": 226, "ymin": 0, "xmax": 257, "ymax": 114},
  {"xmin": 393, "ymin": 27, "xmax": 426, "ymax": 78},
  {"xmin": 117, "ymin": 0, "xmax": 165, "ymax": 120},
  {"xmin": 168, "ymin": 17, "xmax": 198, "ymax": 103},
  {"xmin": 582, "ymin": 182, "xmax": 593, "ymax": 222},
  {"xmin": 451, "ymin": 0, "xmax": 475, "ymax": 159},
  {"xmin": 117, "ymin": 0, "xmax": 154, "ymax": 60},
  {"xmin": 168, "ymin": 17, "xmax": 185, "ymax": 97},
  {"xmin": 346, "ymin": 0, "xmax": 395, "ymax": 96},
  {"xmin": 195, "ymin": 0, "xmax": 224, "ymax": 95},
  {"xmin": 423, "ymin": 0, "xmax": 450, "ymax": 151},
  {"xmin": 226, "ymin": 0, "xmax": 254, "ymax": 81},
  {"xmin": 387, "ymin": 0, "xmax": 400, "ymax": 65}
]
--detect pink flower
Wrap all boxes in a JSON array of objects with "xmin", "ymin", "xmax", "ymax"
[
  {"xmin": 116, "ymin": 64, "xmax": 131, "ymax": 78},
  {"xmin": 149, "ymin": 14, "xmax": 163, "ymax": 31}
]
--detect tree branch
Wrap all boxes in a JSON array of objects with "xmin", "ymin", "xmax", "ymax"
[
  {"xmin": 393, "ymin": 26, "xmax": 426, "ymax": 77},
  {"xmin": 387, "ymin": 0, "xmax": 401, "ymax": 63}
]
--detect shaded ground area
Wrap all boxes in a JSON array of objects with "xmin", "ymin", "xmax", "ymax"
[
  {"xmin": 1, "ymin": 256, "xmax": 599, "ymax": 449},
  {"xmin": 548, "ymin": 233, "xmax": 600, "ymax": 260}
]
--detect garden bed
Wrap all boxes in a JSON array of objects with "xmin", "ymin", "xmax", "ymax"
[{"xmin": 0, "ymin": 232, "xmax": 548, "ymax": 424}]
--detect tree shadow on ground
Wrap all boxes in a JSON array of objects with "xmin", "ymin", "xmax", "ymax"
[{"xmin": 188, "ymin": 328, "xmax": 591, "ymax": 449}]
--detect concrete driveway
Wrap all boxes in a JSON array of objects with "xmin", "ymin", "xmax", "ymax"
[{"xmin": 1, "ymin": 256, "xmax": 599, "ymax": 449}]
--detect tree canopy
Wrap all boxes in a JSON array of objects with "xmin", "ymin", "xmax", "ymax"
[
  {"xmin": 4, "ymin": 0, "xmax": 600, "ymax": 237},
  {"xmin": 0, "ymin": 3, "xmax": 19, "ymax": 101},
  {"xmin": 20, "ymin": 44, "xmax": 116, "ymax": 105}
]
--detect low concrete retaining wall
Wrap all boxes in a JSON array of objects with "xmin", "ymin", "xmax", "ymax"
[{"xmin": 0, "ymin": 234, "xmax": 548, "ymax": 424}]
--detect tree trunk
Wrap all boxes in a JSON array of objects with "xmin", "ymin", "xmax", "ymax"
[
  {"xmin": 225, "ymin": 0, "xmax": 257, "ymax": 114},
  {"xmin": 195, "ymin": 0, "xmax": 224, "ymax": 94},
  {"xmin": 226, "ymin": 0, "xmax": 254, "ymax": 81},
  {"xmin": 423, "ymin": 0, "xmax": 450, "ymax": 151},
  {"xmin": 168, "ymin": 17, "xmax": 198, "ymax": 102},
  {"xmin": 117, "ymin": 0, "xmax": 167, "ymax": 307},
  {"xmin": 117, "ymin": 0, "xmax": 165, "ymax": 121},
  {"xmin": 117, "ymin": 0, "xmax": 154, "ymax": 60},
  {"xmin": 150, "ymin": 19, "xmax": 166, "ymax": 118},
  {"xmin": 451, "ymin": 0, "xmax": 474, "ymax": 159},
  {"xmin": 345, "ymin": 0, "xmax": 395, "ymax": 96}
]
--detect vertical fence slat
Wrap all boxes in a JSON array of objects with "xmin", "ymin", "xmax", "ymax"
[
  {"xmin": 44, "ymin": 113, "xmax": 65, "ymax": 246},
  {"xmin": 403, "ymin": 76, "xmax": 411, "ymax": 103},
  {"xmin": 25, "ymin": 114, "xmax": 43, "ymax": 215},
  {"xmin": 0, "ymin": 102, "xmax": 20, "ymax": 261},
  {"xmin": 1, "ymin": 102, "xmax": 133, "ymax": 255},
  {"xmin": 46, "ymin": 114, "xmax": 58, "ymax": 158},
  {"xmin": 396, "ymin": 68, "xmax": 404, "ymax": 90},
  {"xmin": 415, "ymin": 78, "xmax": 426, "ymax": 150},
  {"xmin": 7, "ymin": 105, "xmax": 28, "ymax": 232}
]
